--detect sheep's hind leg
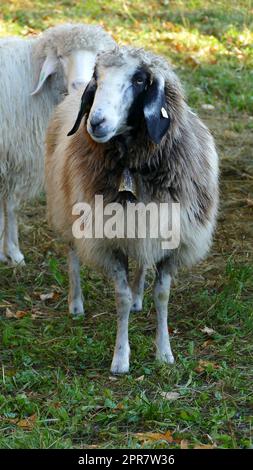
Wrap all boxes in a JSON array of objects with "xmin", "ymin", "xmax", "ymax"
[
  {"xmin": 111, "ymin": 260, "xmax": 132, "ymax": 374},
  {"xmin": 68, "ymin": 246, "xmax": 84, "ymax": 317},
  {"xmin": 154, "ymin": 261, "xmax": 174, "ymax": 364},
  {"xmin": 0, "ymin": 199, "xmax": 7, "ymax": 263},
  {"xmin": 131, "ymin": 265, "xmax": 146, "ymax": 312},
  {"xmin": 5, "ymin": 196, "xmax": 25, "ymax": 266}
]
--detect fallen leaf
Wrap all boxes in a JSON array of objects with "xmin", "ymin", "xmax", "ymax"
[
  {"xmin": 82, "ymin": 444, "xmax": 100, "ymax": 449},
  {"xmin": 194, "ymin": 443, "xmax": 217, "ymax": 449},
  {"xmin": 51, "ymin": 402, "xmax": 61, "ymax": 409},
  {"xmin": 2, "ymin": 416, "xmax": 18, "ymax": 424},
  {"xmin": 116, "ymin": 403, "xmax": 124, "ymax": 410},
  {"xmin": 5, "ymin": 308, "xmax": 29, "ymax": 319},
  {"xmin": 5, "ymin": 308, "xmax": 16, "ymax": 318},
  {"xmin": 201, "ymin": 339, "xmax": 213, "ymax": 349},
  {"xmin": 17, "ymin": 414, "xmax": 37, "ymax": 430},
  {"xmin": 201, "ymin": 326, "xmax": 216, "ymax": 335},
  {"xmin": 174, "ymin": 42, "xmax": 186, "ymax": 52},
  {"xmin": 16, "ymin": 310, "xmax": 29, "ymax": 319},
  {"xmin": 201, "ymin": 104, "xmax": 215, "ymax": 111},
  {"xmin": 135, "ymin": 375, "xmax": 145, "ymax": 382},
  {"xmin": 180, "ymin": 439, "xmax": 189, "ymax": 449},
  {"xmin": 195, "ymin": 360, "xmax": 220, "ymax": 373},
  {"xmin": 246, "ymin": 198, "xmax": 253, "ymax": 207},
  {"xmin": 31, "ymin": 310, "xmax": 50, "ymax": 319},
  {"xmin": 134, "ymin": 430, "xmax": 174, "ymax": 444},
  {"xmin": 185, "ymin": 55, "xmax": 201, "ymax": 68},
  {"xmin": 160, "ymin": 391, "xmax": 180, "ymax": 401},
  {"xmin": 39, "ymin": 292, "xmax": 55, "ymax": 301}
]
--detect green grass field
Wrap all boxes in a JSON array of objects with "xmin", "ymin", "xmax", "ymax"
[{"xmin": 0, "ymin": 0, "xmax": 252, "ymax": 449}]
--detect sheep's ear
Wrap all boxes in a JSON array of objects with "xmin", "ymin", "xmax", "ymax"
[
  {"xmin": 143, "ymin": 75, "xmax": 170, "ymax": 144},
  {"xmin": 31, "ymin": 55, "xmax": 58, "ymax": 96},
  {"xmin": 67, "ymin": 79, "xmax": 97, "ymax": 136}
]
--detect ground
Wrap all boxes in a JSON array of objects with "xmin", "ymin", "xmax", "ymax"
[{"xmin": 0, "ymin": 0, "xmax": 252, "ymax": 449}]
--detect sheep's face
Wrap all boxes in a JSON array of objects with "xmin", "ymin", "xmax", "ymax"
[
  {"xmin": 59, "ymin": 50, "xmax": 97, "ymax": 93},
  {"xmin": 68, "ymin": 52, "xmax": 171, "ymax": 144},
  {"xmin": 32, "ymin": 49, "xmax": 97, "ymax": 96},
  {"xmin": 87, "ymin": 57, "xmax": 149, "ymax": 143}
]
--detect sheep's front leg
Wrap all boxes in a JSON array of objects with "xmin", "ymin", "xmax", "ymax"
[
  {"xmin": 5, "ymin": 196, "xmax": 25, "ymax": 265},
  {"xmin": 68, "ymin": 246, "xmax": 84, "ymax": 316},
  {"xmin": 111, "ymin": 266, "xmax": 132, "ymax": 374},
  {"xmin": 154, "ymin": 262, "xmax": 174, "ymax": 364},
  {"xmin": 131, "ymin": 265, "xmax": 146, "ymax": 312}
]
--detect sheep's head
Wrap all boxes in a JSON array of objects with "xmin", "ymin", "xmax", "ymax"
[
  {"xmin": 31, "ymin": 24, "xmax": 116, "ymax": 96},
  {"xmin": 68, "ymin": 47, "xmax": 184, "ymax": 144},
  {"xmin": 31, "ymin": 50, "xmax": 98, "ymax": 96}
]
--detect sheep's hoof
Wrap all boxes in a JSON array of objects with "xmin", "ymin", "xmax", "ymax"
[
  {"xmin": 0, "ymin": 252, "xmax": 8, "ymax": 264},
  {"xmin": 69, "ymin": 299, "xmax": 85, "ymax": 317},
  {"xmin": 110, "ymin": 356, "xmax": 130, "ymax": 375},
  {"xmin": 9, "ymin": 254, "xmax": 25, "ymax": 266},
  {"xmin": 5, "ymin": 246, "xmax": 25, "ymax": 266},
  {"xmin": 110, "ymin": 365, "xmax": 129, "ymax": 375},
  {"xmin": 156, "ymin": 350, "xmax": 175, "ymax": 364}
]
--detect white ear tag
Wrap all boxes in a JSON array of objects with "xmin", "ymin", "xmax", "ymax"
[{"xmin": 161, "ymin": 107, "xmax": 169, "ymax": 119}]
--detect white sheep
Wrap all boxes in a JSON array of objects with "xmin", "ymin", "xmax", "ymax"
[
  {"xmin": 45, "ymin": 46, "xmax": 219, "ymax": 374},
  {"xmin": 0, "ymin": 23, "xmax": 115, "ymax": 265}
]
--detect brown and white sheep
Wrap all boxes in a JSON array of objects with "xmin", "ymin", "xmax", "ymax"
[{"xmin": 45, "ymin": 46, "xmax": 219, "ymax": 374}]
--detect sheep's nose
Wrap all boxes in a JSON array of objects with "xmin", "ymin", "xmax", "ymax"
[{"xmin": 90, "ymin": 115, "xmax": 106, "ymax": 133}]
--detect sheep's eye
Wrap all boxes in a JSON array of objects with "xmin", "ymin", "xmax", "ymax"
[
  {"xmin": 133, "ymin": 76, "xmax": 144, "ymax": 86},
  {"xmin": 132, "ymin": 72, "xmax": 146, "ymax": 86}
]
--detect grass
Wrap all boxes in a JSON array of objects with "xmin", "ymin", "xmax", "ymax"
[{"xmin": 0, "ymin": 0, "xmax": 253, "ymax": 449}]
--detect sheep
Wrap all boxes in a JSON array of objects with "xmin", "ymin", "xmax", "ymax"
[
  {"xmin": 0, "ymin": 23, "xmax": 115, "ymax": 265},
  {"xmin": 45, "ymin": 46, "xmax": 219, "ymax": 374}
]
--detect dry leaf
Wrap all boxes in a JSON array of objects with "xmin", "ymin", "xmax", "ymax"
[
  {"xmin": 195, "ymin": 360, "xmax": 220, "ymax": 373},
  {"xmin": 31, "ymin": 310, "xmax": 49, "ymax": 319},
  {"xmin": 17, "ymin": 414, "xmax": 37, "ymax": 430},
  {"xmin": 83, "ymin": 444, "xmax": 100, "ymax": 449},
  {"xmin": 201, "ymin": 326, "xmax": 216, "ymax": 335},
  {"xmin": 185, "ymin": 55, "xmax": 201, "ymax": 68},
  {"xmin": 134, "ymin": 430, "xmax": 174, "ymax": 444},
  {"xmin": 174, "ymin": 42, "xmax": 185, "ymax": 52},
  {"xmin": 5, "ymin": 308, "xmax": 16, "ymax": 318},
  {"xmin": 201, "ymin": 104, "xmax": 215, "ymax": 111},
  {"xmin": 180, "ymin": 439, "xmax": 189, "ymax": 449},
  {"xmin": 194, "ymin": 443, "xmax": 217, "ymax": 449},
  {"xmin": 16, "ymin": 310, "xmax": 29, "ymax": 319},
  {"xmin": 160, "ymin": 391, "xmax": 180, "ymax": 401},
  {"xmin": 5, "ymin": 308, "xmax": 29, "ymax": 319},
  {"xmin": 201, "ymin": 339, "xmax": 213, "ymax": 349},
  {"xmin": 116, "ymin": 403, "xmax": 124, "ymax": 410},
  {"xmin": 52, "ymin": 402, "xmax": 61, "ymax": 409},
  {"xmin": 2, "ymin": 416, "xmax": 18, "ymax": 424},
  {"xmin": 39, "ymin": 292, "xmax": 55, "ymax": 301},
  {"xmin": 246, "ymin": 198, "xmax": 253, "ymax": 207},
  {"xmin": 135, "ymin": 375, "xmax": 145, "ymax": 382}
]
